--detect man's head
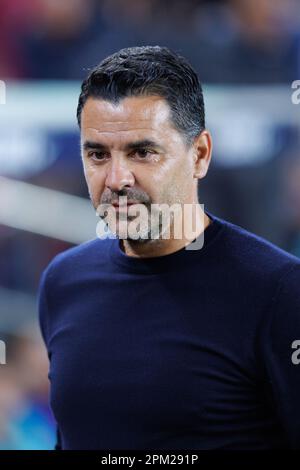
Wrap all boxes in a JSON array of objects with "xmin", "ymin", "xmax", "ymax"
[{"xmin": 78, "ymin": 45, "xmax": 212, "ymax": 243}]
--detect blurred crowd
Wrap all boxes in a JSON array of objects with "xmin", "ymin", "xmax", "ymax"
[
  {"xmin": 1, "ymin": 0, "xmax": 300, "ymax": 82},
  {"xmin": 0, "ymin": 326, "xmax": 55, "ymax": 449},
  {"xmin": 1, "ymin": 0, "xmax": 300, "ymax": 450}
]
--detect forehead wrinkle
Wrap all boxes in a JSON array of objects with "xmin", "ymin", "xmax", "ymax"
[
  {"xmin": 82, "ymin": 129, "xmax": 164, "ymax": 152},
  {"xmin": 86, "ymin": 118, "xmax": 153, "ymax": 126},
  {"xmin": 85, "ymin": 126, "xmax": 158, "ymax": 134}
]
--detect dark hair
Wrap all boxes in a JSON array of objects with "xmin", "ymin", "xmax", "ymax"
[{"xmin": 77, "ymin": 46, "xmax": 205, "ymax": 146}]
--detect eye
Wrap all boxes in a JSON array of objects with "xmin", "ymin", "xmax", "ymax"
[
  {"xmin": 133, "ymin": 149, "xmax": 155, "ymax": 159},
  {"xmin": 87, "ymin": 151, "xmax": 107, "ymax": 161}
]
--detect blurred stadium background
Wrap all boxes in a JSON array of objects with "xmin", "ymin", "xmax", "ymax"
[{"xmin": 0, "ymin": 0, "xmax": 300, "ymax": 449}]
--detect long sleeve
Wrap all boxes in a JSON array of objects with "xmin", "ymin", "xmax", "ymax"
[
  {"xmin": 37, "ymin": 266, "xmax": 63, "ymax": 450},
  {"xmin": 37, "ymin": 267, "xmax": 50, "ymax": 349},
  {"xmin": 259, "ymin": 263, "xmax": 300, "ymax": 449}
]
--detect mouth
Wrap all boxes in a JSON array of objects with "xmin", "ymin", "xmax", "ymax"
[
  {"xmin": 111, "ymin": 201, "xmax": 147, "ymax": 217},
  {"xmin": 111, "ymin": 201, "xmax": 140, "ymax": 208},
  {"xmin": 112, "ymin": 202, "xmax": 136, "ymax": 205}
]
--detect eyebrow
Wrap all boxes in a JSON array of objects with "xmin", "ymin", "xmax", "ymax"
[{"xmin": 82, "ymin": 139, "xmax": 165, "ymax": 152}]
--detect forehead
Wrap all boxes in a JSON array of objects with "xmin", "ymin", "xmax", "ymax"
[{"xmin": 80, "ymin": 95, "xmax": 175, "ymax": 140}]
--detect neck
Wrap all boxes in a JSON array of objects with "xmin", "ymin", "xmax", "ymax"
[{"xmin": 120, "ymin": 203, "xmax": 210, "ymax": 258}]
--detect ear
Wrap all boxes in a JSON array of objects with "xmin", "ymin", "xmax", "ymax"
[{"xmin": 192, "ymin": 130, "xmax": 212, "ymax": 180}]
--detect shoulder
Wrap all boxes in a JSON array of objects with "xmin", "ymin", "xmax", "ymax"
[
  {"xmin": 40, "ymin": 236, "xmax": 113, "ymax": 286},
  {"xmin": 211, "ymin": 213, "xmax": 300, "ymax": 284}
]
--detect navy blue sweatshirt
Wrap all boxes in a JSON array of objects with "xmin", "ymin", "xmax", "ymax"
[{"xmin": 37, "ymin": 211, "xmax": 300, "ymax": 450}]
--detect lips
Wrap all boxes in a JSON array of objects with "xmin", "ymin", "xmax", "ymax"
[{"xmin": 111, "ymin": 201, "xmax": 139, "ymax": 207}]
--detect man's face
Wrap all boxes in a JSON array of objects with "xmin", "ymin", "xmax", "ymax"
[{"xmin": 80, "ymin": 95, "xmax": 198, "ymax": 241}]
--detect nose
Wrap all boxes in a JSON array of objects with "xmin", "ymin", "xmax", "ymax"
[{"xmin": 104, "ymin": 157, "xmax": 135, "ymax": 192}]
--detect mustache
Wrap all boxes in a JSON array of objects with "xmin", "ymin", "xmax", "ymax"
[{"xmin": 101, "ymin": 192, "xmax": 150, "ymax": 206}]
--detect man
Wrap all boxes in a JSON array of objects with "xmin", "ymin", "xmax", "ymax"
[{"xmin": 38, "ymin": 46, "xmax": 300, "ymax": 450}]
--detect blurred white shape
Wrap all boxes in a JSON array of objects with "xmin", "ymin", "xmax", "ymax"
[
  {"xmin": 0, "ymin": 177, "xmax": 107, "ymax": 244},
  {"xmin": 0, "ymin": 128, "xmax": 57, "ymax": 177},
  {"xmin": 0, "ymin": 81, "xmax": 79, "ymax": 130},
  {"xmin": 211, "ymin": 112, "xmax": 274, "ymax": 166},
  {"xmin": 0, "ymin": 80, "xmax": 5, "ymax": 105},
  {"xmin": 204, "ymin": 84, "xmax": 300, "ymax": 166},
  {"xmin": 0, "ymin": 339, "xmax": 6, "ymax": 364}
]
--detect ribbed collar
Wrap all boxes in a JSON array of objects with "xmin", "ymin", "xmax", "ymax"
[{"xmin": 108, "ymin": 210, "xmax": 225, "ymax": 274}]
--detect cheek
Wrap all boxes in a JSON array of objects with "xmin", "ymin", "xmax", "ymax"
[
  {"xmin": 84, "ymin": 167, "xmax": 105, "ymax": 201},
  {"xmin": 162, "ymin": 162, "xmax": 193, "ymax": 203},
  {"xmin": 138, "ymin": 170, "xmax": 164, "ymax": 201}
]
